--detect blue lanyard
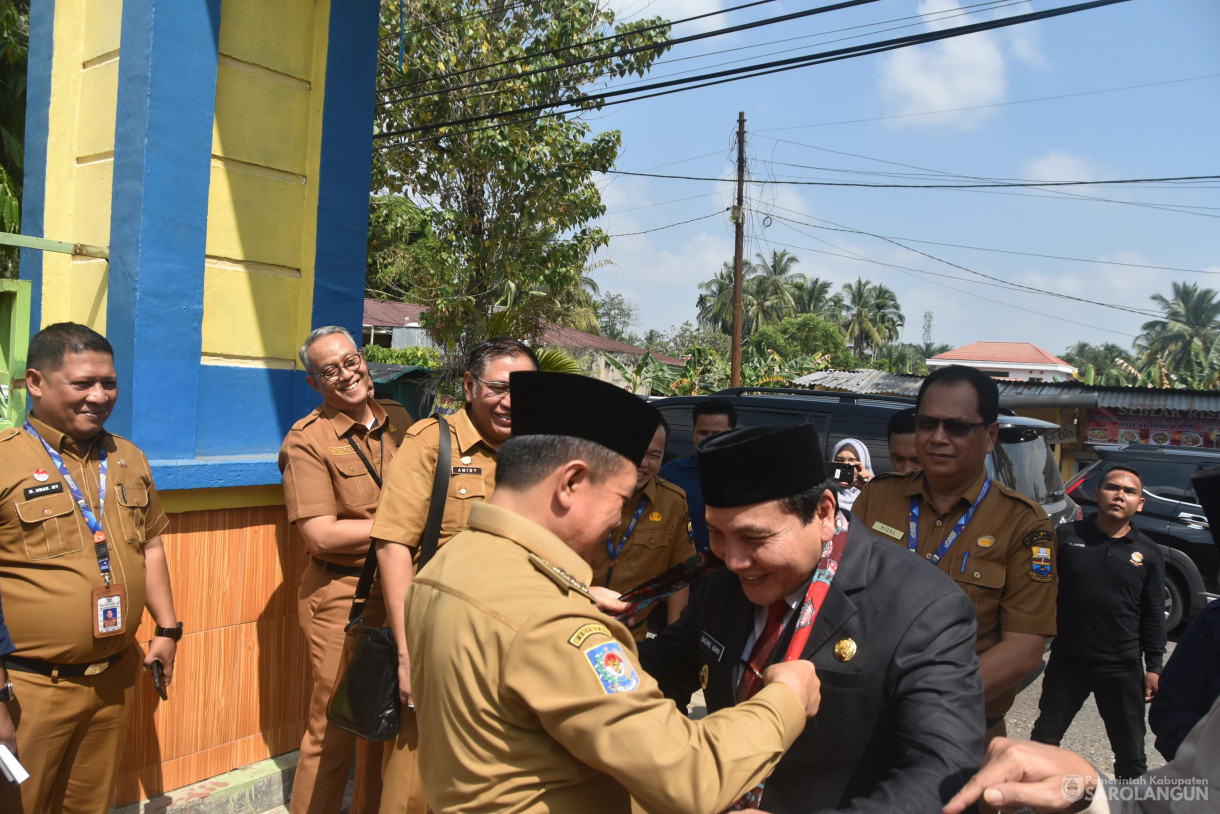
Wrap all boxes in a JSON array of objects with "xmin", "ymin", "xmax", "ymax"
[
  {"xmin": 605, "ymin": 497, "xmax": 649, "ymax": 586},
  {"xmin": 24, "ymin": 421, "xmax": 112, "ymax": 580},
  {"xmin": 909, "ymin": 477, "xmax": 991, "ymax": 566}
]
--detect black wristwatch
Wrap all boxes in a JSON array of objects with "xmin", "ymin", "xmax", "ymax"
[
  {"xmin": 154, "ymin": 622, "xmax": 184, "ymax": 641},
  {"xmin": 0, "ymin": 681, "xmax": 13, "ymax": 703}
]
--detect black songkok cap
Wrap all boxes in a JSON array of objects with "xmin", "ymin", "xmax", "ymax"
[
  {"xmin": 1192, "ymin": 464, "xmax": 1220, "ymax": 548},
  {"xmin": 509, "ymin": 371, "xmax": 660, "ymax": 466},
  {"xmin": 698, "ymin": 423, "xmax": 827, "ymax": 508}
]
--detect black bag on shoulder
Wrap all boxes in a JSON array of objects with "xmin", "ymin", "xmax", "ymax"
[{"xmin": 326, "ymin": 414, "xmax": 451, "ymax": 740}]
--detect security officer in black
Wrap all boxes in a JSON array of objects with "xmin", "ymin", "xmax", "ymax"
[{"xmin": 1031, "ymin": 464, "xmax": 1166, "ymax": 779}]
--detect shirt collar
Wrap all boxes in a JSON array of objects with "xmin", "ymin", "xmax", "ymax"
[
  {"xmin": 453, "ymin": 407, "xmax": 496, "ymax": 455},
  {"xmin": 467, "ymin": 502, "xmax": 593, "ymax": 586},
  {"xmin": 319, "ymin": 397, "xmax": 388, "ymax": 438},
  {"xmin": 914, "ymin": 468, "xmax": 988, "ymax": 513},
  {"xmin": 26, "ymin": 414, "xmax": 104, "ymax": 456}
]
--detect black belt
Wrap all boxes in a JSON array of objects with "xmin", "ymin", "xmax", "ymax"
[
  {"xmin": 311, "ymin": 557, "xmax": 364, "ymax": 577},
  {"xmin": 5, "ymin": 652, "xmax": 123, "ymax": 678}
]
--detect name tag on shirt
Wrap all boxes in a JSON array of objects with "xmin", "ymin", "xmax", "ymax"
[
  {"xmin": 872, "ymin": 521, "xmax": 904, "ymax": 540},
  {"xmin": 699, "ymin": 631, "xmax": 726, "ymax": 662},
  {"xmin": 24, "ymin": 482, "xmax": 64, "ymax": 500},
  {"xmin": 452, "ymin": 466, "xmax": 482, "ymax": 475}
]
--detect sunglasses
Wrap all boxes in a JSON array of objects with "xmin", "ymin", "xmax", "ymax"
[{"xmin": 915, "ymin": 415, "xmax": 988, "ymax": 438}]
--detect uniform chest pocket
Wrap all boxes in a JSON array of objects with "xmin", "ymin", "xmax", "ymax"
[
  {"xmin": 448, "ymin": 473, "xmax": 486, "ymax": 502},
  {"xmin": 15, "ymin": 492, "xmax": 87, "ymax": 560},
  {"xmin": 332, "ymin": 458, "xmax": 377, "ymax": 509},
  {"xmin": 951, "ymin": 555, "xmax": 1006, "ymax": 603},
  {"xmin": 114, "ymin": 482, "xmax": 150, "ymax": 544}
]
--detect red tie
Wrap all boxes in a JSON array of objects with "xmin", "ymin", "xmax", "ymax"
[{"xmin": 736, "ymin": 601, "xmax": 788, "ymax": 703}]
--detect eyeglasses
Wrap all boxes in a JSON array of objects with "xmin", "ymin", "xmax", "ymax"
[
  {"xmin": 915, "ymin": 415, "xmax": 988, "ymax": 438},
  {"xmin": 473, "ymin": 373, "xmax": 510, "ymax": 398},
  {"xmin": 315, "ymin": 351, "xmax": 363, "ymax": 384}
]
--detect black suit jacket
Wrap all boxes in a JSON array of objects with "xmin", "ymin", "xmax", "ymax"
[{"xmin": 639, "ymin": 521, "xmax": 984, "ymax": 814}]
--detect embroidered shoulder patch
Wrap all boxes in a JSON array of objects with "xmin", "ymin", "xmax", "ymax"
[
  {"xmin": 568, "ymin": 623, "xmax": 611, "ymax": 648},
  {"xmin": 1022, "ymin": 529, "xmax": 1053, "ymax": 548},
  {"xmin": 1030, "ymin": 545, "xmax": 1053, "ymax": 581},
  {"xmin": 584, "ymin": 642, "xmax": 640, "ymax": 694}
]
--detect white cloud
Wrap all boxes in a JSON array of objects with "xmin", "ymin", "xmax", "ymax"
[
  {"xmin": 876, "ymin": 0, "xmax": 1047, "ymax": 129},
  {"xmin": 1022, "ymin": 151, "xmax": 1097, "ymax": 183},
  {"xmin": 608, "ymin": 0, "xmax": 731, "ymax": 34}
]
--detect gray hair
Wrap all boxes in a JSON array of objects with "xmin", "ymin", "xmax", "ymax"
[{"xmin": 299, "ymin": 326, "xmax": 357, "ymax": 374}]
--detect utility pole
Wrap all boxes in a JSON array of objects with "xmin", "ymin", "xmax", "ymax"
[{"xmin": 731, "ymin": 111, "xmax": 746, "ymax": 387}]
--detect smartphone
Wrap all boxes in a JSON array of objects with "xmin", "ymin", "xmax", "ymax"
[
  {"xmin": 826, "ymin": 461, "xmax": 853, "ymax": 486},
  {"xmin": 151, "ymin": 660, "xmax": 168, "ymax": 701}
]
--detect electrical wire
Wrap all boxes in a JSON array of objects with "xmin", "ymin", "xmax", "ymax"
[
  {"xmin": 605, "ymin": 169, "xmax": 1220, "ymax": 190},
  {"xmin": 605, "ymin": 210, "xmax": 727, "ymax": 237}
]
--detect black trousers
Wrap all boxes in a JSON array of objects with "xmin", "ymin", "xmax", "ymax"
[{"xmin": 1030, "ymin": 653, "xmax": 1148, "ymax": 779}]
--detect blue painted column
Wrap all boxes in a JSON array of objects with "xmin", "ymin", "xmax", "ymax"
[
  {"xmin": 298, "ymin": 0, "xmax": 382, "ymax": 419},
  {"xmin": 106, "ymin": 0, "xmax": 223, "ymax": 456},
  {"xmin": 19, "ymin": 0, "xmax": 54, "ymax": 326}
]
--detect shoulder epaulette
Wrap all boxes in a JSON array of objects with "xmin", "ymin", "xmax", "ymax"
[
  {"xmin": 996, "ymin": 482, "xmax": 1050, "ymax": 515},
  {"xmin": 0, "ymin": 427, "xmax": 19, "ymax": 442},
  {"xmin": 528, "ymin": 553, "xmax": 594, "ymax": 601},
  {"xmin": 289, "ymin": 409, "xmax": 322, "ymax": 432},
  {"xmin": 872, "ymin": 470, "xmax": 908, "ymax": 481},
  {"xmin": 655, "ymin": 476, "xmax": 687, "ymax": 499}
]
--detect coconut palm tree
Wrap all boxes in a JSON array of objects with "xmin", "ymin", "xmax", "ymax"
[
  {"xmin": 747, "ymin": 250, "xmax": 805, "ymax": 326},
  {"xmin": 696, "ymin": 263, "xmax": 741, "ymax": 334},
  {"xmin": 1137, "ymin": 282, "xmax": 1220, "ymax": 387},
  {"xmin": 839, "ymin": 278, "xmax": 905, "ymax": 359}
]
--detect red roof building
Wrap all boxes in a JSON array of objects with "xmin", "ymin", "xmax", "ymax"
[{"xmin": 927, "ymin": 341, "xmax": 1076, "ymax": 382}]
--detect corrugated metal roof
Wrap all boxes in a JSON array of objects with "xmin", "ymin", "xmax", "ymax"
[{"xmin": 792, "ymin": 369, "xmax": 924, "ymax": 396}]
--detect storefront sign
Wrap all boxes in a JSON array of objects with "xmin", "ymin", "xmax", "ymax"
[
  {"xmin": 1085, "ymin": 408, "xmax": 1219, "ymax": 448},
  {"xmin": 1045, "ymin": 428, "xmax": 1077, "ymax": 445}
]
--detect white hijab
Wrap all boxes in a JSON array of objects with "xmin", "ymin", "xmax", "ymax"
[{"xmin": 831, "ymin": 438, "xmax": 873, "ymax": 511}]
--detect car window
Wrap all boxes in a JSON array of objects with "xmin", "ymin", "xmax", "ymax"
[
  {"xmin": 989, "ymin": 435, "xmax": 1063, "ymax": 503},
  {"xmin": 1132, "ymin": 460, "xmax": 1199, "ymax": 505},
  {"xmin": 825, "ymin": 414, "xmax": 893, "ymax": 475}
]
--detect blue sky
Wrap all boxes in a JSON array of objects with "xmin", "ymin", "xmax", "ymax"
[{"xmin": 586, "ymin": 0, "xmax": 1220, "ymax": 358}]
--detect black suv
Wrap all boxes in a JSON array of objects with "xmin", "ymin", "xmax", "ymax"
[
  {"xmin": 652, "ymin": 388, "xmax": 1078, "ymax": 527},
  {"xmin": 1067, "ymin": 446, "xmax": 1220, "ymax": 632}
]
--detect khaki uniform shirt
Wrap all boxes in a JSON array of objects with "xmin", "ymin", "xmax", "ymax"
[
  {"xmin": 370, "ymin": 408, "xmax": 496, "ymax": 563},
  {"xmin": 0, "ymin": 416, "xmax": 169, "ymax": 664},
  {"xmin": 591, "ymin": 476, "xmax": 695, "ymax": 638},
  {"xmin": 279, "ymin": 397, "xmax": 412, "ymax": 568},
  {"xmin": 852, "ymin": 469, "xmax": 1057, "ymax": 718},
  {"xmin": 405, "ymin": 502, "xmax": 806, "ymax": 814}
]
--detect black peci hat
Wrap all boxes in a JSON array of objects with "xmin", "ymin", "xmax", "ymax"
[
  {"xmin": 508, "ymin": 371, "xmax": 660, "ymax": 466},
  {"xmin": 698, "ymin": 423, "xmax": 827, "ymax": 508}
]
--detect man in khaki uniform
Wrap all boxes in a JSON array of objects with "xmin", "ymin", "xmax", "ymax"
[
  {"xmin": 279, "ymin": 327, "xmax": 413, "ymax": 814},
  {"xmin": 591, "ymin": 419, "xmax": 694, "ymax": 639},
  {"xmin": 852, "ymin": 364, "xmax": 1056, "ymax": 737},
  {"xmin": 372, "ymin": 337, "xmax": 538, "ymax": 814},
  {"xmin": 405, "ymin": 371, "xmax": 821, "ymax": 814},
  {"xmin": 0, "ymin": 323, "xmax": 181, "ymax": 814}
]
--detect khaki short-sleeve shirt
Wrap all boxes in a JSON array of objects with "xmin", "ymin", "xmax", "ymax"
[
  {"xmin": 405, "ymin": 502, "xmax": 806, "ymax": 814},
  {"xmin": 370, "ymin": 408, "xmax": 496, "ymax": 562},
  {"xmin": 591, "ymin": 476, "xmax": 694, "ymax": 636},
  {"xmin": 852, "ymin": 469, "xmax": 1057, "ymax": 717},
  {"xmin": 0, "ymin": 416, "xmax": 168, "ymax": 663},
  {"xmin": 278, "ymin": 398, "xmax": 412, "ymax": 567}
]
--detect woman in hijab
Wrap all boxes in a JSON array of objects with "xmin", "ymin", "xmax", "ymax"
[{"xmin": 831, "ymin": 438, "xmax": 874, "ymax": 511}]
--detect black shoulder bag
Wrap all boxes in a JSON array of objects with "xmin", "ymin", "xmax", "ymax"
[{"xmin": 326, "ymin": 415, "xmax": 452, "ymax": 740}]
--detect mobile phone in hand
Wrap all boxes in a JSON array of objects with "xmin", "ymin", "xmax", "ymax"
[{"xmin": 151, "ymin": 660, "xmax": 168, "ymax": 701}]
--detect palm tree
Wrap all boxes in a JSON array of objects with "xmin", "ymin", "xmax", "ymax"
[
  {"xmin": 747, "ymin": 250, "xmax": 805, "ymax": 328},
  {"xmin": 870, "ymin": 283, "xmax": 905, "ymax": 346},
  {"xmin": 1137, "ymin": 282, "xmax": 1220, "ymax": 387},
  {"xmin": 839, "ymin": 278, "xmax": 905, "ymax": 359},
  {"xmin": 696, "ymin": 263, "xmax": 741, "ymax": 334}
]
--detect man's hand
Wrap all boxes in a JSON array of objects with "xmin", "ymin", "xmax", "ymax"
[
  {"xmin": 588, "ymin": 586, "xmax": 632, "ymax": 621},
  {"xmin": 0, "ymin": 702, "xmax": 16, "ymax": 758},
  {"xmin": 144, "ymin": 637, "xmax": 177, "ymax": 686},
  {"xmin": 1145, "ymin": 671, "xmax": 1159, "ymax": 702},
  {"xmin": 943, "ymin": 737, "xmax": 1098, "ymax": 814},
  {"xmin": 762, "ymin": 660, "xmax": 820, "ymax": 717}
]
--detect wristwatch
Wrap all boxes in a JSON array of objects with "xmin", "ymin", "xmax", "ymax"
[
  {"xmin": 154, "ymin": 622, "xmax": 184, "ymax": 641},
  {"xmin": 0, "ymin": 681, "xmax": 13, "ymax": 703}
]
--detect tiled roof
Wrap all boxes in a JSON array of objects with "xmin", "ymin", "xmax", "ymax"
[
  {"xmin": 931, "ymin": 341, "xmax": 1072, "ymax": 368},
  {"xmin": 362, "ymin": 299, "xmax": 680, "ymax": 365}
]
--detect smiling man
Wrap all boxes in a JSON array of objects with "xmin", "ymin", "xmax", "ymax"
[
  {"xmin": 405, "ymin": 373, "xmax": 823, "ymax": 814},
  {"xmin": 853, "ymin": 365, "xmax": 1058, "ymax": 741},
  {"xmin": 591, "ymin": 416, "xmax": 694, "ymax": 639},
  {"xmin": 639, "ymin": 423, "xmax": 983, "ymax": 813},
  {"xmin": 279, "ymin": 326, "xmax": 413, "ymax": 814},
  {"xmin": 0, "ymin": 323, "xmax": 180, "ymax": 814},
  {"xmin": 1030, "ymin": 465, "xmax": 1165, "ymax": 779},
  {"xmin": 372, "ymin": 336, "xmax": 538, "ymax": 814}
]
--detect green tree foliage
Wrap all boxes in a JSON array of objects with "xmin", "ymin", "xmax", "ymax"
[
  {"xmin": 746, "ymin": 249, "xmax": 805, "ymax": 332},
  {"xmin": 1136, "ymin": 281, "xmax": 1220, "ymax": 388},
  {"xmin": 839, "ymin": 278, "xmax": 904, "ymax": 359},
  {"xmin": 363, "ymin": 344, "xmax": 443, "ymax": 368},
  {"xmin": 696, "ymin": 263, "xmax": 741, "ymax": 335},
  {"xmin": 1061, "ymin": 341, "xmax": 1136, "ymax": 386},
  {"xmin": 744, "ymin": 313, "xmax": 853, "ymax": 370},
  {"xmin": 371, "ymin": 0, "xmax": 670, "ymax": 361},
  {"xmin": 594, "ymin": 291, "xmax": 638, "ymax": 342},
  {"xmin": 0, "ymin": 1, "xmax": 28, "ymax": 278}
]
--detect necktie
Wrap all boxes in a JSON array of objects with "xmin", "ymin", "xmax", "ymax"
[{"xmin": 736, "ymin": 601, "xmax": 788, "ymax": 703}]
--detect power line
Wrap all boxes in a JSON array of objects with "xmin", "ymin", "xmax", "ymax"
[
  {"xmin": 605, "ymin": 210, "xmax": 726, "ymax": 237},
  {"xmin": 374, "ymin": 0, "xmax": 1133, "ymax": 141},
  {"xmin": 605, "ymin": 169, "xmax": 1220, "ymax": 190}
]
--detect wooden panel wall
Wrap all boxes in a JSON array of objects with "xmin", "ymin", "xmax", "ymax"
[{"xmin": 114, "ymin": 505, "xmax": 310, "ymax": 806}]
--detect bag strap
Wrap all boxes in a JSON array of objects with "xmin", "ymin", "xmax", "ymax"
[
  {"xmin": 418, "ymin": 414, "xmax": 451, "ymax": 568},
  {"xmin": 347, "ymin": 427, "xmax": 386, "ymax": 625}
]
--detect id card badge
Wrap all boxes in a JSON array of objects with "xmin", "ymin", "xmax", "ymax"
[{"xmin": 92, "ymin": 584, "xmax": 127, "ymax": 638}]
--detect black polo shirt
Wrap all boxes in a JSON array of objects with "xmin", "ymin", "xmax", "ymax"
[{"xmin": 1052, "ymin": 517, "xmax": 1166, "ymax": 671}]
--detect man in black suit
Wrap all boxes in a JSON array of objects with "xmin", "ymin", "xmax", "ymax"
[{"xmin": 639, "ymin": 423, "xmax": 984, "ymax": 814}]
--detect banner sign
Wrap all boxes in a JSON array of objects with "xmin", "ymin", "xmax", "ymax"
[{"xmin": 1085, "ymin": 408, "xmax": 1219, "ymax": 448}]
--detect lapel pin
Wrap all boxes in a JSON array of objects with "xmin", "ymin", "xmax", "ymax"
[
  {"xmin": 699, "ymin": 663, "xmax": 709, "ymax": 690},
  {"xmin": 833, "ymin": 638, "xmax": 857, "ymax": 662}
]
